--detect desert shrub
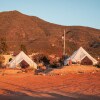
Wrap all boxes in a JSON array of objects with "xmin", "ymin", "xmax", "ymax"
[
  {"xmin": 50, "ymin": 61, "xmax": 59, "ymax": 68},
  {"xmin": 95, "ymin": 62, "xmax": 100, "ymax": 68},
  {"xmin": 49, "ymin": 57, "xmax": 61, "ymax": 68},
  {"xmin": 38, "ymin": 65, "xmax": 46, "ymax": 71},
  {"xmin": 0, "ymin": 55, "xmax": 5, "ymax": 68},
  {"xmin": 32, "ymin": 54, "xmax": 50, "ymax": 66}
]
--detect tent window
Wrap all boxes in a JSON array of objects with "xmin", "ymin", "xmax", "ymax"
[{"xmin": 9, "ymin": 58, "xmax": 12, "ymax": 62}]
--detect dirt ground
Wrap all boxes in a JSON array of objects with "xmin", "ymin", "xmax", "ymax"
[{"xmin": 0, "ymin": 66, "xmax": 100, "ymax": 100}]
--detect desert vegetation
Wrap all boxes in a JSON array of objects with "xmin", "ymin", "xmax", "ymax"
[{"xmin": 0, "ymin": 11, "xmax": 99, "ymax": 56}]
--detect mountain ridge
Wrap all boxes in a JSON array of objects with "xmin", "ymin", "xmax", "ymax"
[{"xmin": 0, "ymin": 10, "xmax": 100, "ymax": 58}]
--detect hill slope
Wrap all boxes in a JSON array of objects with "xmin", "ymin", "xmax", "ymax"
[{"xmin": 0, "ymin": 10, "xmax": 100, "ymax": 57}]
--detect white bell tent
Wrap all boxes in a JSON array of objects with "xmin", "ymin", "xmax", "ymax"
[
  {"xmin": 66, "ymin": 47, "xmax": 98, "ymax": 65},
  {"xmin": 8, "ymin": 51, "xmax": 37, "ymax": 69}
]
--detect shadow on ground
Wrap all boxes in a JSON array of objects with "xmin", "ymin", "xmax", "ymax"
[{"xmin": 0, "ymin": 89, "xmax": 100, "ymax": 100}]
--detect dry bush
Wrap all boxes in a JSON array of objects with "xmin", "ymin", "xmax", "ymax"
[
  {"xmin": 32, "ymin": 53, "xmax": 50, "ymax": 66},
  {"xmin": 49, "ymin": 57, "xmax": 62, "ymax": 68},
  {"xmin": 0, "ymin": 55, "xmax": 5, "ymax": 68},
  {"xmin": 95, "ymin": 62, "xmax": 100, "ymax": 68}
]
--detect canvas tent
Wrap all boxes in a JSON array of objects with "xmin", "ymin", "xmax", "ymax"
[
  {"xmin": 8, "ymin": 51, "xmax": 37, "ymax": 69},
  {"xmin": 65, "ymin": 47, "xmax": 98, "ymax": 65}
]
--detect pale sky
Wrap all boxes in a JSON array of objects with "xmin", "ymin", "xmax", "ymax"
[{"xmin": 0, "ymin": 0, "xmax": 100, "ymax": 29}]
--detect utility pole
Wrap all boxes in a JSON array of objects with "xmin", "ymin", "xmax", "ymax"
[{"xmin": 63, "ymin": 29, "xmax": 66, "ymax": 55}]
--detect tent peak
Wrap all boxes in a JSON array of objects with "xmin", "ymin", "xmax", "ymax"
[{"xmin": 79, "ymin": 47, "xmax": 83, "ymax": 49}]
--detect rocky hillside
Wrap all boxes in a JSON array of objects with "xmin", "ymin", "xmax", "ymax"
[{"xmin": 0, "ymin": 10, "xmax": 100, "ymax": 58}]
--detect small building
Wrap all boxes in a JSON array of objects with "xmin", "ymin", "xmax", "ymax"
[{"xmin": 3, "ymin": 54, "xmax": 14, "ymax": 65}]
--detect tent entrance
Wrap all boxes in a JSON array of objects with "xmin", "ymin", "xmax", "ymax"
[
  {"xmin": 20, "ymin": 60, "xmax": 30, "ymax": 68},
  {"xmin": 81, "ymin": 56, "xmax": 93, "ymax": 65}
]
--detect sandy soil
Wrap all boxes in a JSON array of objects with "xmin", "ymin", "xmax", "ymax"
[
  {"xmin": 0, "ymin": 66, "xmax": 100, "ymax": 100},
  {"xmin": 46, "ymin": 65, "xmax": 100, "ymax": 75}
]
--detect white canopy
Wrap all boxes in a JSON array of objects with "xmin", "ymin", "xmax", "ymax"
[
  {"xmin": 8, "ymin": 51, "xmax": 37, "ymax": 69},
  {"xmin": 66, "ymin": 47, "xmax": 98, "ymax": 65}
]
